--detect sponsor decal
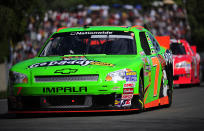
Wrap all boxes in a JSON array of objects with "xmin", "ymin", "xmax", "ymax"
[
  {"xmin": 144, "ymin": 58, "xmax": 151, "ymax": 77},
  {"xmin": 123, "ymin": 88, "xmax": 134, "ymax": 94},
  {"xmin": 164, "ymin": 50, "xmax": 173, "ymax": 63},
  {"xmin": 151, "ymin": 50, "xmax": 156, "ymax": 54},
  {"xmin": 144, "ymin": 72, "xmax": 149, "ymax": 76},
  {"xmin": 126, "ymin": 72, "xmax": 136, "ymax": 76},
  {"xmin": 150, "ymin": 46, "xmax": 155, "ymax": 49},
  {"xmin": 140, "ymin": 51, "xmax": 145, "ymax": 56},
  {"xmin": 185, "ymin": 62, "xmax": 191, "ymax": 73},
  {"xmin": 142, "ymin": 58, "xmax": 146, "ymax": 62},
  {"xmin": 125, "ymin": 71, "xmax": 137, "ymax": 82},
  {"xmin": 122, "ymin": 94, "xmax": 133, "ymax": 100},
  {"xmin": 123, "ymin": 83, "xmax": 135, "ymax": 88},
  {"xmin": 158, "ymin": 54, "xmax": 166, "ymax": 69},
  {"xmin": 121, "ymin": 99, "xmax": 131, "ymax": 107},
  {"xmin": 146, "ymin": 34, "xmax": 152, "ymax": 43},
  {"xmin": 43, "ymin": 87, "xmax": 87, "ymax": 93},
  {"xmin": 54, "ymin": 68, "xmax": 77, "ymax": 74},
  {"xmin": 70, "ymin": 31, "xmax": 113, "ymax": 36},
  {"xmin": 149, "ymin": 72, "xmax": 151, "ymax": 82},
  {"xmin": 115, "ymin": 98, "xmax": 132, "ymax": 107},
  {"xmin": 62, "ymin": 56, "xmax": 86, "ymax": 60},
  {"xmin": 145, "ymin": 65, "xmax": 151, "ymax": 71},
  {"xmin": 146, "ymin": 57, "xmax": 150, "ymax": 64},
  {"xmin": 29, "ymin": 60, "xmax": 93, "ymax": 68},
  {"xmin": 90, "ymin": 62, "xmax": 114, "ymax": 67},
  {"xmin": 115, "ymin": 99, "xmax": 121, "ymax": 107},
  {"xmin": 112, "ymin": 87, "xmax": 120, "ymax": 90},
  {"xmin": 144, "ymin": 57, "xmax": 150, "ymax": 65},
  {"xmin": 147, "ymin": 37, "xmax": 151, "ymax": 41},
  {"xmin": 28, "ymin": 60, "xmax": 114, "ymax": 68}
]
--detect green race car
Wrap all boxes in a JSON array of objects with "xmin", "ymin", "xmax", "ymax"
[{"xmin": 8, "ymin": 26, "xmax": 173, "ymax": 113}]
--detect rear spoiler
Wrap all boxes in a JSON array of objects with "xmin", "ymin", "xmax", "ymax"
[{"xmin": 155, "ymin": 36, "xmax": 170, "ymax": 49}]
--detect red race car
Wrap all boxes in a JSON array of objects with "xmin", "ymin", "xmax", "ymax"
[
  {"xmin": 190, "ymin": 45, "xmax": 201, "ymax": 84},
  {"xmin": 170, "ymin": 39, "xmax": 201, "ymax": 86},
  {"xmin": 156, "ymin": 36, "xmax": 201, "ymax": 87}
]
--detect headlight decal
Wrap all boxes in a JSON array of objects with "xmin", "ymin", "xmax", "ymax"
[
  {"xmin": 10, "ymin": 71, "xmax": 28, "ymax": 84},
  {"xmin": 105, "ymin": 69, "xmax": 126, "ymax": 82},
  {"xmin": 106, "ymin": 69, "xmax": 137, "ymax": 83}
]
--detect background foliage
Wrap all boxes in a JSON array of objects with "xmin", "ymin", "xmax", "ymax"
[
  {"xmin": 0, "ymin": 0, "xmax": 45, "ymax": 63},
  {"xmin": 185, "ymin": 0, "xmax": 204, "ymax": 50}
]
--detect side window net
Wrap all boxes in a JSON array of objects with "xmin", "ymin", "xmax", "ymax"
[
  {"xmin": 148, "ymin": 33, "xmax": 160, "ymax": 52},
  {"xmin": 139, "ymin": 32, "xmax": 151, "ymax": 55}
]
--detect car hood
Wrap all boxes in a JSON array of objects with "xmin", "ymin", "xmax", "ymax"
[{"xmin": 11, "ymin": 55, "xmax": 143, "ymax": 75}]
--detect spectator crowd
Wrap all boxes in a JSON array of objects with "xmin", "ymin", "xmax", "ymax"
[{"xmin": 12, "ymin": 2, "xmax": 190, "ymax": 64}]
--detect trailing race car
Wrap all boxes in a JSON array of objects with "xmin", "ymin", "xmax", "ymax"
[
  {"xmin": 8, "ymin": 26, "xmax": 173, "ymax": 113},
  {"xmin": 190, "ymin": 45, "xmax": 201, "ymax": 85},
  {"xmin": 170, "ymin": 39, "xmax": 200, "ymax": 86}
]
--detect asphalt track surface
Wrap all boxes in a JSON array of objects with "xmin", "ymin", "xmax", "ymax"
[{"xmin": 0, "ymin": 84, "xmax": 204, "ymax": 131}]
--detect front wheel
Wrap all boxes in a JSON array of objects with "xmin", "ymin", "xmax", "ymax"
[{"xmin": 138, "ymin": 76, "xmax": 144, "ymax": 111}]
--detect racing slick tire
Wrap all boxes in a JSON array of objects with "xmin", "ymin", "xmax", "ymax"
[
  {"xmin": 130, "ymin": 73, "xmax": 144, "ymax": 112},
  {"xmin": 166, "ymin": 85, "xmax": 173, "ymax": 107},
  {"xmin": 166, "ymin": 63, "xmax": 173, "ymax": 107},
  {"xmin": 138, "ymin": 75, "xmax": 144, "ymax": 111}
]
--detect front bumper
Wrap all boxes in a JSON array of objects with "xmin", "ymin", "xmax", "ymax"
[
  {"xmin": 173, "ymin": 66, "xmax": 192, "ymax": 85},
  {"xmin": 8, "ymin": 94, "xmax": 140, "ymax": 113},
  {"xmin": 173, "ymin": 73, "xmax": 191, "ymax": 85}
]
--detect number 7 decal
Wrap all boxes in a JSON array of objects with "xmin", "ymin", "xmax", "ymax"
[{"xmin": 151, "ymin": 57, "xmax": 160, "ymax": 97}]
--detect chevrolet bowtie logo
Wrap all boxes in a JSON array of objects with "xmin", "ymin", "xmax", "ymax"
[{"xmin": 54, "ymin": 68, "xmax": 78, "ymax": 74}]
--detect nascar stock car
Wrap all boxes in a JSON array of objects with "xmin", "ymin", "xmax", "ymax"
[
  {"xmin": 155, "ymin": 36, "xmax": 201, "ymax": 87},
  {"xmin": 190, "ymin": 45, "xmax": 202, "ymax": 84},
  {"xmin": 8, "ymin": 26, "xmax": 173, "ymax": 113},
  {"xmin": 170, "ymin": 39, "xmax": 200, "ymax": 86}
]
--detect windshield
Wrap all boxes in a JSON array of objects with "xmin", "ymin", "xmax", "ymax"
[
  {"xmin": 170, "ymin": 43, "xmax": 186, "ymax": 55},
  {"xmin": 40, "ymin": 31, "xmax": 136, "ymax": 56}
]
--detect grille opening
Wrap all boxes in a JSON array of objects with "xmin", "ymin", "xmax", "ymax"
[
  {"xmin": 173, "ymin": 75, "xmax": 179, "ymax": 80},
  {"xmin": 92, "ymin": 95, "xmax": 115, "ymax": 107},
  {"xmin": 46, "ymin": 95, "xmax": 86, "ymax": 106},
  {"xmin": 35, "ymin": 74, "xmax": 99, "ymax": 82}
]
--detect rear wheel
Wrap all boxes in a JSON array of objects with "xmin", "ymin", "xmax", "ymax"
[
  {"xmin": 166, "ymin": 87, "xmax": 173, "ymax": 107},
  {"xmin": 163, "ymin": 69, "xmax": 173, "ymax": 107},
  {"xmin": 167, "ymin": 66, "xmax": 173, "ymax": 107}
]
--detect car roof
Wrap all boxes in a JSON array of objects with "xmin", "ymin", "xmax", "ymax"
[{"xmin": 56, "ymin": 25, "xmax": 149, "ymax": 33}]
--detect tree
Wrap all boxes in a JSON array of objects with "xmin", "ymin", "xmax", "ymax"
[
  {"xmin": 0, "ymin": 0, "xmax": 45, "ymax": 63},
  {"xmin": 185, "ymin": 0, "xmax": 204, "ymax": 52}
]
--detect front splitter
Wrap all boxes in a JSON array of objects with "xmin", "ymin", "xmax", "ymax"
[{"xmin": 8, "ymin": 108, "xmax": 140, "ymax": 114}]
